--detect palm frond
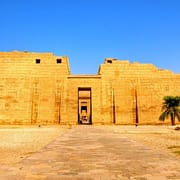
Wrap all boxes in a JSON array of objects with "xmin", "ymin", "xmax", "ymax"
[
  {"xmin": 176, "ymin": 113, "xmax": 180, "ymax": 122},
  {"xmin": 159, "ymin": 111, "xmax": 168, "ymax": 121},
  {"xmin": 159, "ymin": 96, "xmax": 180, "ymax": 125}
]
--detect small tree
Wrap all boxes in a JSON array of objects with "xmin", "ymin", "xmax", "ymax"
[{"xmin": 159, "ymin": 96, "xmax": 180, "ymax": 125}]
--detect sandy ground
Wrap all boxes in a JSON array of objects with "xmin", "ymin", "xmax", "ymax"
[
  {"xmin": 0, "ymin": 125, "xmax": 179, "ymax": 165},
  {"xmin": 105, "ymin": 125, "xmax": 180, "ymax": 158},
  {"xmin": 0, "ymin": 125, "xmax": 69, "ymax": 165}
]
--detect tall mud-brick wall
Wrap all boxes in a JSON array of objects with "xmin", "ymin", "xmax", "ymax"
[
  {"xmin": 0, "ymin": 51, "xmax": 70, "ymax": 124},
  {"xmin": 99, "ymin": 58, "xmax": 180, "ymax": 125}
]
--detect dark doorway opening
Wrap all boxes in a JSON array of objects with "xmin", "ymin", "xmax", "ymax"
[
  {"xmin": 78, "ymin": 88, "xmax": 92, "ymax": 125},
  {"xmin": 81, "ymin": 106, "xmax": 87, "ymax": 111}
]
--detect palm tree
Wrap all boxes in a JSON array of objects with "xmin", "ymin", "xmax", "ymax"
[{"xmin": 159, "ymin": 96, "xmax": 180, "ymax": 125}]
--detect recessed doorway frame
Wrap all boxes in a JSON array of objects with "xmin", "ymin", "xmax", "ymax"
[{"xmin": 78, "ymin": 87, "xmax": 92, "ymax": 125}]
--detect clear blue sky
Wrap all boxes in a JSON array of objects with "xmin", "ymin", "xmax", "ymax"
[{"xmin": 0, "ymin": 0, "xmax": 180, "ymax": 74}]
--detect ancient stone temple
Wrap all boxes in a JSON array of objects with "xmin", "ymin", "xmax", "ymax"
[{"xmin": 0, "ymin": 51, "xmax": 180, "ymax": 125}]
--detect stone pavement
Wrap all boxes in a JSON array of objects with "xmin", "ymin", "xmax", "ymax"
[{"xmin": 0, "ymin": 126, "xmax": 180, "ymax": 180}]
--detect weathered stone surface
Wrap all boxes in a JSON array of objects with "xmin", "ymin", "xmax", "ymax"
[{"xmin": 0, "ymin": 52, "xmax": 180, "ymax": 125}]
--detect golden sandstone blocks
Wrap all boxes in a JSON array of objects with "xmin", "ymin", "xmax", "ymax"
[{"xmin": 0, "ymin": 51, "xmax": 179, "ymax": 125}]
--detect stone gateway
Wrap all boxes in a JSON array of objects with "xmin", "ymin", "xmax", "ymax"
[{"xmin": 0, "ymin": 51, "xmax": 180, "ymax": 125}]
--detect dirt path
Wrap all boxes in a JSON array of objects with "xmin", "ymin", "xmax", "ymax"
[{"xmin": 0, "ymin": 126, "xmax": 179, "ymax": 180}]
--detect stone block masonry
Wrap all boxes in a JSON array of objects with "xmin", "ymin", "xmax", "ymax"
[{"xmin": 0, "ymin": 51, "xmax": 180, "ymax": 125}]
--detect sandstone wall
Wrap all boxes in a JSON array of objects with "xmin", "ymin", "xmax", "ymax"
[
  {"xmin": 0, "ymin": 51, "xmax": 69, "ymax": 124},
  {"xmin": 0, "ymin": 51, "xmax": 179, "ymax": 125},
  {"xmin": 99, "ymin": 58, "xmax": 180, "ymax": 125}
]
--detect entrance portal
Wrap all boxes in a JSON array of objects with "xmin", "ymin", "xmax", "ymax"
[{"xmin": 78, "ymin": 88, "xmax": 92, "ymax": 124}]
